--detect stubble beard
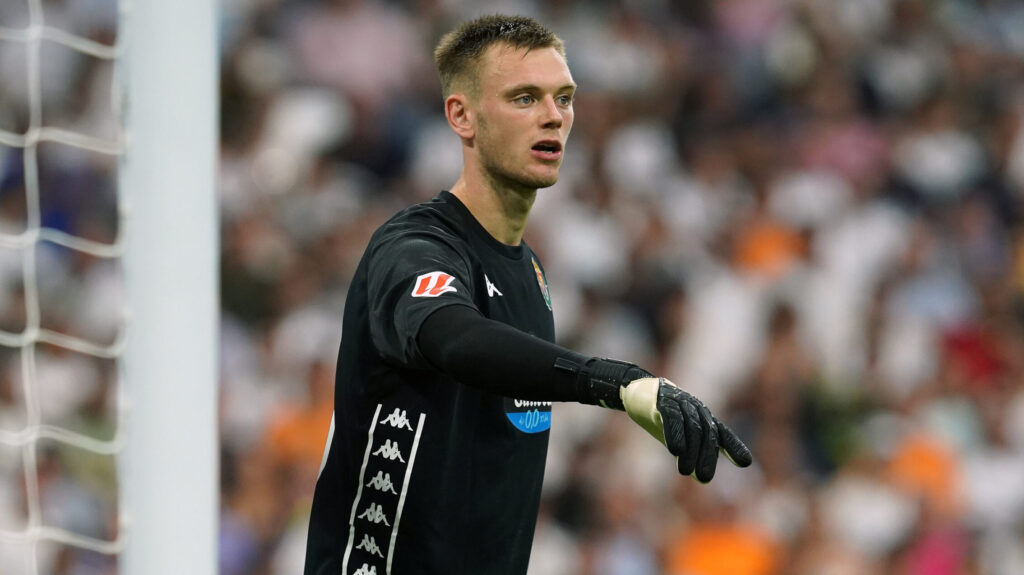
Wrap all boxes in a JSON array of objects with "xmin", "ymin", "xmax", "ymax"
[
  {"xmin": 480, "ymin": 151, "xmax": 559, "ymax": 196},
  {"xmin": 477, "ymin": 117, "xmax": 559, "ymax": 195}
]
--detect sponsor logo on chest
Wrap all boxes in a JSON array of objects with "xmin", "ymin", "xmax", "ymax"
[{"xmin": 504, "ymin": 397, "xmax": 552, "ymax": 433}]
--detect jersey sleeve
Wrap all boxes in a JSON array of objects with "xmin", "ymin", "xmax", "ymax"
[
  {"xmin": 366, "ymin": 232, "xmax": 477, "ymax": 368},
  {"xmin": 417, "ymin": 305, "xmax": 585, "ymax": 401}
]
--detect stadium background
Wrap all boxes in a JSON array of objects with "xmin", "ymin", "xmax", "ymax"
[{"xmin": 3, "ymin": 0, "xmax": 1024, "ymax": 573}]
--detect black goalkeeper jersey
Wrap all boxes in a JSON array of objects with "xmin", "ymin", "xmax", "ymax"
[{"xmin": 305, "ymin": 191, "xmax": 556, "ymax": 575}]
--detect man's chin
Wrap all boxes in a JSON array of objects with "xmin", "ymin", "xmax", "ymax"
[
  {"xmin": 489, "ymin": 165, "xmax": 561, "ymax": 192},
  {"xmin": 522, "ymin": 169, "xmax": 560, "ymax": 190},
  {"xmin": 532, "ymin": 176, "xmax": 559, "ymax": 190}
]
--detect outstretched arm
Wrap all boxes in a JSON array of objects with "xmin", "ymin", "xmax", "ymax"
[{"xmin": 416, "ymin": 304, "xmax": 752, "ymax": 482}]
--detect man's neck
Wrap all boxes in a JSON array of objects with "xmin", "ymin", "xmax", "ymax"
[{"xmin": 450, "ymin": 172, "xmax": 536, "ymax": 246}]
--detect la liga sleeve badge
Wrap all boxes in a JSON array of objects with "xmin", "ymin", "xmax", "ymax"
[{"xmin": 411, "ymin": 271, "xmax": 457, "ymax": 297}]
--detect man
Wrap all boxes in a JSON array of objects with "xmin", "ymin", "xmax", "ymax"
[{"xmin": 304, "ymin": 14, "xmax": 751, "ymax": 575}]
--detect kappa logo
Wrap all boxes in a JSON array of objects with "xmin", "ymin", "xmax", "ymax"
[
  {"xmin": 372, "ymin": 439, "xmax": 406, "ymax": 462},
  {"xmin": 357, "ymin": 502, "xmax": 391, "ymax": 526},
  {"xmin": 353, "ymin": 564, "xmax": 378, "ymax": 575},
  {"xmin": 485, "ymin": 274, "xmax": 503, "ymax": 297},
  {"xmin": 379, "ymin": 408, "xmax": 414, "ymax": 431},
  {"xmin": 355, "ymin": 534, "xmax": 384, "ymax": 558},
  {"xmin": 366, "ymin": 471, "xmax": 398, "ymax": 495},
  {"xmin": 411, "ymin": 271, "xmax": 456, "ymax": 298}
]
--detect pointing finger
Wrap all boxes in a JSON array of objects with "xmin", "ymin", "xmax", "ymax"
[{"xmin": 715, "ymin": 417, "xmax": 752, "ymax": 468}]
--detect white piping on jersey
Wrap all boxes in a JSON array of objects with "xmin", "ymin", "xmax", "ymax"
[
  {"xmin": 386, "ymin": 412, "xmax": 426, "ymax": 575},
  {"xmin": 342, "ymin": 403, "xmax": 382, "ymax": 575},
  {"xmin": 317, "ymin": 412, "xmax": 335, "ymax": 478}
]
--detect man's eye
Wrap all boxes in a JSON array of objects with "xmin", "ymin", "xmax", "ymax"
[
  {"xmin": 514, "ymin": 95, "xmax": 534, "ymax": 105},
  {"xmin": 557, "ymin": 95, "xmax": 573, "ymax": 106}
]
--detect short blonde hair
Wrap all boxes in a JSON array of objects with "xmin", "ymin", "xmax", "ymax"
[{"xmin": 433, "ymin": 14, "xmax": 565, "ymax": 98}]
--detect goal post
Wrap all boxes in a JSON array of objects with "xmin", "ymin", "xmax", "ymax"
[{"xmin": 120, "ymin": 0, "xmax": 218, "ymax": 573}]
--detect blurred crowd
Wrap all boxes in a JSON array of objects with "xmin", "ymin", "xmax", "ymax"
[{"xmin": 3, "ymin": 0, "xmax": 1024, "ymax": 573}]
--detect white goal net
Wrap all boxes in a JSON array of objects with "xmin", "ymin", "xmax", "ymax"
[
  {"xmin": 0, "ymin": 1, "xmax": 126, "ymax": 573},
  {"xmin": 0, "ymin": 1, "xmax": 217, "ymax": 574}
]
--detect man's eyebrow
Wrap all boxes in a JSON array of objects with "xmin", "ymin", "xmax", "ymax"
[{"xmin": 502, "ymin": 83, "xmax": 578, "ymax": 94}]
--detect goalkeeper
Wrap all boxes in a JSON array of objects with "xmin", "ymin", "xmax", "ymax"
[{"xmin": 304, "ymin": 14, "xmax": 751, "ymax": 575}]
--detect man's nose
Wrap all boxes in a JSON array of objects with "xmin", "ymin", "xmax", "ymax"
[{"xmin": 540, "ymin": 96, "xmax": 563, "ymax": 129}]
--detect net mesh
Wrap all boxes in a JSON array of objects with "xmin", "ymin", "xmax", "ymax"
[{"xmin": 0, "ymin": 0, "xmax": 126, "ymax": 572}]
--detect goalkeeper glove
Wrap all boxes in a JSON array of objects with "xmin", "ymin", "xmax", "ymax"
[{"xmin": 558, "ymin": 357, "xmax": 752, "ymax": 482}]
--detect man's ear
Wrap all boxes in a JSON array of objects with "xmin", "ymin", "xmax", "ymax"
[{"xmin": 445, "ymin": 94, "xmax": 475, "ymax": 140}]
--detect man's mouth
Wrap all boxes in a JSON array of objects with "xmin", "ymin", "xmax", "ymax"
[{"xmin": 531, "ymin": 140, "xmax": 563, "ymax": 161}]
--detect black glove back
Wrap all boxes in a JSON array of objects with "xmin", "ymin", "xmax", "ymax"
[{"xmin": 658, "ymin": 384, "xmax": 752, "ymax": 482}]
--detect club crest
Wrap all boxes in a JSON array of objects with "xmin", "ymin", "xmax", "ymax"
[{"xmin": 532, "ymin": 258, "xmax": 551, "ymax": 311}]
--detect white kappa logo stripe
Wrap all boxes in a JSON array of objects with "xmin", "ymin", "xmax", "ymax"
[
  {"xmin": 379, "ymin": 408, "xmax": 414, "ymax": 431},
  {"xmin": 386, "ymin": 412, "xmax": 426, "ymax": 575},
  {"xmin": 342, "ymin": 403, "xmax": 382, "ymax": 575},
  {"xmin": 366, "ymin": 471, "xmax": 398, "ymax": 495},
  {"xmin": 372, "ymin": 439, "xmax": 405, "ymax": 462},
  {"xmin": 357, "ymin": 502, "xmax": 391, "ymax": 526},
  {"xmin": 355, "ymin": 534, "xmax": 384, "ymax": 558}
]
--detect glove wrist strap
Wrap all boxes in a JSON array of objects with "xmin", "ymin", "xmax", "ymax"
[{"xmin": 554, "ymin": 356, "xmax": 651, "ymax": 411}]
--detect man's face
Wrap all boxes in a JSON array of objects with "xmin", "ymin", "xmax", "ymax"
[{"xmin": 471, "ymin": 44, "xmax": 575, "ymax": 192}]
